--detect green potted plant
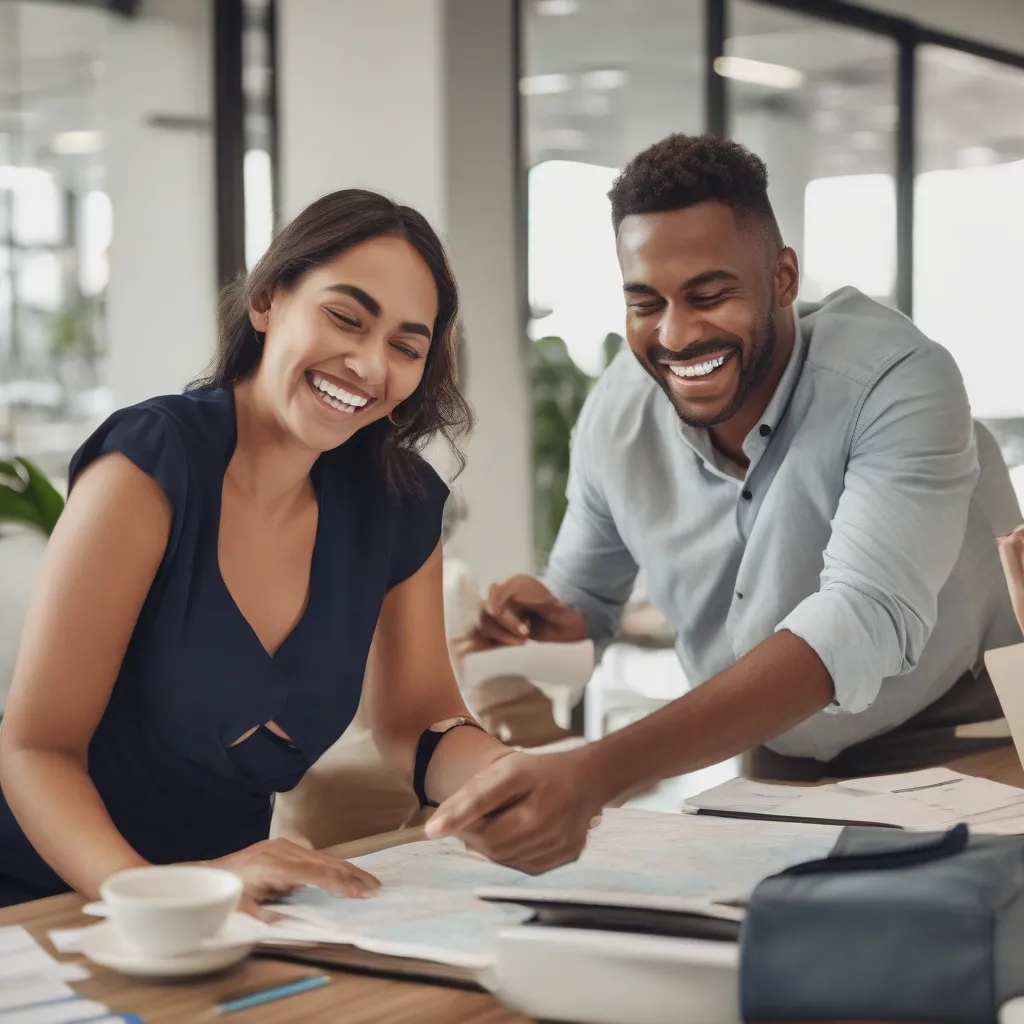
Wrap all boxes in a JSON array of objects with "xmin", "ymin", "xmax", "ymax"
[
  {"xmin": 530, "ymin": 332, "xmax": 623, "ymax": 568},
  {"xmin": 0, "ymin": 458, "xmax": 65, "ymax": 536}
]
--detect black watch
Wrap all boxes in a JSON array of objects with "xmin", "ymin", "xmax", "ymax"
[{"xmin": 413, "ymin": 717, "xmax": 483, "ymax": 808}]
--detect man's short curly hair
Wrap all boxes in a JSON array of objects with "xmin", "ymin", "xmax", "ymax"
[{"xmin": 608, "ymin": 133, "xmax": 782, "ymax": 246}]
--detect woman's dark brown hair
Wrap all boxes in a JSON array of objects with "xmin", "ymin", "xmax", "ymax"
[{"xmin": 189, "ymin": 189, "xmax": 472, "ymax": 493}]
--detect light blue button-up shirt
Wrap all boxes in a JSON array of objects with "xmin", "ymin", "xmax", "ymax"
[{"xmin": 545, "ymin": 288, "xmax": 1022, "ymax": 761}]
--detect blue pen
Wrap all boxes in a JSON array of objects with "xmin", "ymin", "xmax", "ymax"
[{"xmin": 214, "ymin": 974, "xmax": 330, "ymax": 1014}]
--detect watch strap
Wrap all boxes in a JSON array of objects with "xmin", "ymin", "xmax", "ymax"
[{"xmin": 413, "ymin": 719, "xmax": 483, "ymax": 808}]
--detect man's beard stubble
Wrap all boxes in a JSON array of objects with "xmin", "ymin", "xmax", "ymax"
[{"xmin": 636, "ymin": 309, "xmax": 777, "ymax": 430}]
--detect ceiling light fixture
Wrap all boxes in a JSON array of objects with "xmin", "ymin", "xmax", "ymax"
[
  {"xmin": 581, "ymin": 69, "xmax": 630, "ymax": 91},
  {"xmin": 535, "ymin": 0, "xmax": 580, "ymax": 15},
  {"xmin": 519, "ymin": 73, "xmax": 573, "ymax": 96},
  {"xmin": 51, "ymin": 130, "xmax": 103, "ymax": 155},
  {"xmin": 714, "ymin": 56, "xmax": 804, "ymax": 90}
]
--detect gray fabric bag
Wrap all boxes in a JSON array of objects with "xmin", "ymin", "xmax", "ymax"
[{"xmin": 740, "ymin": 823, "xmax": 1024, "ymax": 1023}]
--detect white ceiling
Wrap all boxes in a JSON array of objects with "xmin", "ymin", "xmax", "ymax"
[
  {"xmin": 858, "ymin": 0, "xmax": 1024, "ymax": 54},
  {"xmin": 522, "ymin": 0, "xmax": 1024, "ymax": 175},
  {"xmin": 0, "ymin": 1, "xmax": 218, "ymax": 174}
]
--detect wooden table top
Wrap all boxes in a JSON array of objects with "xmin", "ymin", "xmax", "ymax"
[
  {"xmin": 1, "ymin": 744, "xmax": 1018, "ymax": 1023},
  {"xmin": 0, "ymin": 828, "xmax": 527, "ymax": 1024}
]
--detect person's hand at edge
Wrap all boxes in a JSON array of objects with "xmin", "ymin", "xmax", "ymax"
[{"xmin": 469, "ymin": 575, "xmax": 589, "ymax": 651}]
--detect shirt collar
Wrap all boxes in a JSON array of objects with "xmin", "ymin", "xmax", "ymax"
[{"xmin": 743, "ymin": 304, "xmax": 807, "ymax": 447}]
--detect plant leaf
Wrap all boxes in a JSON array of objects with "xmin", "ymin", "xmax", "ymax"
[
  {"xmin": 0, "ymin": 459, "xmax": 27, "ymax": 491},
  {"xmin": 15, "ymin": 458, "xmax": 65, "ymax": 534},
  {"xmin": 0, "ymin": 488, "xmax": 45, "ymax": 530}
]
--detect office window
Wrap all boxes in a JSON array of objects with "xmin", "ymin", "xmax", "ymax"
[
  {"xmin": 522, "ymin": 0, "xmax": 704, "ymax": 563},
  {"xmin": 0, "ymin": 0, "xmax": 219, "ymax": 477},
  {"xmin": 0, "ymin": 2, "xmax": 111, "ymax": 474},
  {"xmin": 242, "ymin": 0, "xmax": 275, "ymax": 270},
  {"xmin": 913, "ymin": 45, "xmax": 1024, "ymax": 500},
  {"xmin": 914, "ymin": 47, "xmax": 1024, "ymax": 420},
  {"xmin": 725, "ymin": 1, "xmax": 898, "ymax": 306}
]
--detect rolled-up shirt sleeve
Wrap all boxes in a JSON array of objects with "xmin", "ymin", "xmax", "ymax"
[
  {"xmin": 542, "ymin": 412, "xmax": 639, "ymax": 645},
  {"xmin": 777, "ymin": 344, "xmax": 979, "ymax": 715}
]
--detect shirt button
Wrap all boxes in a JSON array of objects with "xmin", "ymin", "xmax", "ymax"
[
  {"xmin": 741, "ymin": 489, "xmax": 752, "ymax": 501},
  {"xmin": 736, "ymin": 591, "xmax": 744, "ymax": 600},
  {"xmin": 759, "ymin": 424, "xmax": 771, "ymax": 437}
]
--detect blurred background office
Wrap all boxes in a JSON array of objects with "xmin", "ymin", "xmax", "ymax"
[{"xmin": 1, "ymin": 0, "xmax": 1023, "ymax": 803}]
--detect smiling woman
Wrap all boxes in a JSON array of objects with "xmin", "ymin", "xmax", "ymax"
[
  {"xmin": 0, "ymin": 189, "xmax": 523, "ymax": 911},
  {"xmin": 190, "ymin": 190, "xmax": 472, "ymax": 491}
]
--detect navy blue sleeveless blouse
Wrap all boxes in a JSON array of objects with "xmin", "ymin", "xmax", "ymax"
[{"xmin": 0, "ymin": 387, "xmax": 448, "ymax": 906}]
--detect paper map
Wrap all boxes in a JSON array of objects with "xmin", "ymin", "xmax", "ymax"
[{"xmin": 265, "ymin": 808, "xmax": 838, "ymax": 968}]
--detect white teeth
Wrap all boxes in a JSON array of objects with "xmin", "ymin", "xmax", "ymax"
[
  {"xmin": 337, "ymin": 387, "xmax": 368, "ymax": 407},
  {"xmin": 310, "ymin": 373, "xmax": 370, "ymax": 409},
  {"xmin": 669, "ymin": 355, "xmax": 727, "ymax": 379}
]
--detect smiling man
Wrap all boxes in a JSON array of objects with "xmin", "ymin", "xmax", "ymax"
[{"xmin": 424, "ymin": 133, "xmax": 1022, "ymax": 871}]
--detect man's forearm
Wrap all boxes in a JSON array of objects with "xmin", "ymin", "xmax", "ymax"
[{"xmin": 585, "ymin": 630, "xmax": 835, "ymax": 803}]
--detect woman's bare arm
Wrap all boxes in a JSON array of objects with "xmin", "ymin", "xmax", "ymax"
[
  {"xmin": 364, "ymin": 544, "xmax": 511, "ymax": 806},
  {"xmin": 0, "ymin": 454, "xmax": 171, "ymax": 899}
]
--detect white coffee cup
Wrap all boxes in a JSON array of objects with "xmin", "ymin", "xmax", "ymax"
[{"xmin": 98, "ymin": 865, "xmax": 242, "ymax": 958}]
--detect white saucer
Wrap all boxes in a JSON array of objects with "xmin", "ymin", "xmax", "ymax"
[{"xmin": 79, "ymin": 912, "xmax": 262, "ymax": 979}]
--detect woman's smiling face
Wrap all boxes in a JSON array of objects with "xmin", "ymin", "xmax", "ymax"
[{"xmin": 250, "ymin": 235, "xmax": 439, "ymax": 452}]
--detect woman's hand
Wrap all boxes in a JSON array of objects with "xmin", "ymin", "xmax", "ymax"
[
  {"xmin": 998, "ymin": 526, "xmax": 1024, "ymax": 631},
  {"xmin": 424, "ymin": 748, "xmax": 604, "ymax": 874},
  {"xmin": 204, "ymin": 837, "xmax": 380, "ymax": 913}
]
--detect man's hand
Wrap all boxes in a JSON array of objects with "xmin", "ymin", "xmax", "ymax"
[
  {"xmin": 424, "ymin": 749, "xmax": 603, "ymax": 874},
  {"xmin": 997, "ymin": 525, "xmax": 1024, "ymax": 632},
  {"xmin": 468, "ymin": 575, "xmax": 589, "ymax": 651}
]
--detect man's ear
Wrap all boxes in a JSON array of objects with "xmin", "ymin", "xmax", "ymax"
[{"xmin": 774, "ymin": 247, "xmax": 800, "ymax": 309}]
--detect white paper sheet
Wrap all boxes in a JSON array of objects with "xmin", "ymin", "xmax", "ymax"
[
  {"xmin": 0, "ymin": 928, "xmax": 38, "ymax": 956},
  {"xmin": 0, "ymin": 975, "xmax": 78, "ymax": 1013},
  {"xmin": 265, "ymin": 808, "xmax": 838, "ymax": 968},
  {"xmin": 45, "ymin": 930, "xmax": 91, "ymax": 957},
  {"xmin": 0, "ymin": 928, "xmax": 89, "ymax": 980},
  {"xmin": 0, "ymin": 1000, "xmax": 111, "ymax": 1024},
  {"xmin": 0, "ymin": 946, "xmax": 63, "ymax": 979},
  {"xmin": 686, "ymin": 767, "xmax": 1024, "ymax": 834},
  {"xmin": 0, "ymin": 925, "xmax": 94, "ymax": 1022}
]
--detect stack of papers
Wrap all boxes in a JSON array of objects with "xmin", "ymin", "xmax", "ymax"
[
  {"xmin": 261, "ymin": 808, "xmax": 839, "ymax": 972},
  {"xmin": 685, "ymin": 767, "xmax": 1024, "ymax": 834},
  {"xmin": 0, "ymin": 925, "xmax": 138, "ymax": 1023}
]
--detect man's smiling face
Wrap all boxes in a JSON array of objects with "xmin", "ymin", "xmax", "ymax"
[{"xmin": 617, "ymin": 199, "xmax": 782, "ymax": 429}]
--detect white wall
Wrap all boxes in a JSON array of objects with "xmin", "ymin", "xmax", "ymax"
[
  {"xmin": 443, "ymin": 0, "xmax": 533, "ymax": 584},
  {"xmin": 102, "ymin": 2, "xmax": 216, "ymax": 407},
  {"xmin": 278, "ymin": 0, "xmax": 533, "ymax": 584},
  {"xmin": 277, "ymin": 0, "xmax": 446, "ymax": 226}
]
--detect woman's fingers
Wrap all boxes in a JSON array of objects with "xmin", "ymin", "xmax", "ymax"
[
  {"xmin": 279, "ymin": 849, "xmax": 381, "ymax": 899},
  {"xmin": 216, "ymin": 838, "xmax": 381, "ymax": 903},
  {"xmin": 238, "ymin": 894, "xmax": 263, "ymax": 918}
]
